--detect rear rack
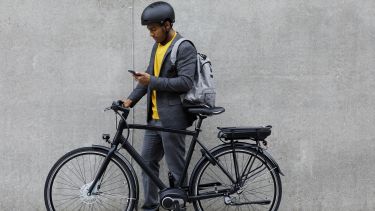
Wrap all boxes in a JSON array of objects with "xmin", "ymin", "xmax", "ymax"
[{"xmin": 217, "ymin": 125, "xmax": 272, "ymax": 141}]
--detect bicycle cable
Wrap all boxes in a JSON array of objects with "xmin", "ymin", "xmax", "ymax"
[
  {"xmin": 218, "ymin": 130, "xmax": 231, "ymax": 144},
  {"xmin": 114, "ymin": 109, "xmax": 130, "ymax": 150}
]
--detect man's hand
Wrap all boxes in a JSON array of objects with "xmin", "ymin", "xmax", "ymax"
[
  {"xmin": 122, "ymin": 99, "xmax": 133, "ymax": 108},
  {"xmin": 134, "ymin": 72, "xmax": 151, "ymax": 86}
]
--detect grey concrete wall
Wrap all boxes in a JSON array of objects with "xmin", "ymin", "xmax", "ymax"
[{"xmin": 1, "ymin": 0, "xmax": 375, "ymax": 210}]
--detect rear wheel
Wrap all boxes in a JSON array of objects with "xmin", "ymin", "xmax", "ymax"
[
  {"xmin": 190, "ymin": 145, "xmax": 282, "ymax": 211},
  {"xmin": 44, "ymin": 147, "xmax": 137, "ymax": 211}
]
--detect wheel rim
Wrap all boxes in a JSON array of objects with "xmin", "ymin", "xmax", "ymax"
[
  {"xmin": 47, "ymin": 151, "xmax": 133, "ymax": 210},
  {"xmin": 193, "ymin": 148, "xmax": 280, "ymax": 211}
]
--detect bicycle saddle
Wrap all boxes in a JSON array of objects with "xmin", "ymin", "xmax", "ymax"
[{"xmin": 187, "ymin": 106, "xmax": 225, "ymax": 116}]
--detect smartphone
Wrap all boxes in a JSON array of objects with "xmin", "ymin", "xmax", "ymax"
[{"xmin": 128, "ymin": 70, "xmax": 141, "ymax": 76}]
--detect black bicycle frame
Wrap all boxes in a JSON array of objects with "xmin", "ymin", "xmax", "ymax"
[{"xmin": 88, "ymin": 112, "xmax": 237, "ymax": 200}]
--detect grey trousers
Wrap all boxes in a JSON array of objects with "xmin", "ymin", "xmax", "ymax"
[{"xmin": 141, "ymin": 119, "xmax": 186, "ymax": 211}]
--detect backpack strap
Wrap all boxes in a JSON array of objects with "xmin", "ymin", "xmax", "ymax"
[{"xmin": 170, "ymin": 38, "xmax": 195, "ymax": 66}]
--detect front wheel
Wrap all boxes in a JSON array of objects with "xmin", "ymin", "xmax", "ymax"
[
  {"xmin": 190, "ymin": 145, "xmax": 282, "ymax": 211},
  {"xmin": 44, "ymin": 147, "xmax": 137, "ymax": 211}
]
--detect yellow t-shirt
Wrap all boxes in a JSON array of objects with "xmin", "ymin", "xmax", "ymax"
[{"xmin": 151, "ymin": 32, "xmax": 177, "ymax": 120}]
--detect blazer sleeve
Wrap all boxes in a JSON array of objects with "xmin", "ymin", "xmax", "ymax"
[{"xmin": 149, "ymin": 41, "xmax": 197, "ymax": 93}]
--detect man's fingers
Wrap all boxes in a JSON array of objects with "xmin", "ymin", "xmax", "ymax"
[
  {"xmin": 135, "ymin": 75, "xmax": 145, "ymax": 81},
  {"xmin": 134, "ymin": 75, "xmax": 141, "ymax": 80}
]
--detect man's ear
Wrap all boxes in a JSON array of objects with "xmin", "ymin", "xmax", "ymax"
[{"xmin": 164, "ymin": 21, "xmax": 172, "ymax": 31}]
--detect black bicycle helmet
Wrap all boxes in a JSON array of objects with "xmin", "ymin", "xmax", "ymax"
[{"xmin": 141, "ymin": 1, "xmax": 175, "ymax": 25}]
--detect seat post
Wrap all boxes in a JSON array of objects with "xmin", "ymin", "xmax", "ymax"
[{"xmin": 195, "ymin": 115, "xmax": 207, "ymax": 131}]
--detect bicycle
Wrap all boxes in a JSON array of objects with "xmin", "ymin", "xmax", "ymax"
[{"xmin": 44, "ymin": 100, "xmax": 284, "ymax": 211}]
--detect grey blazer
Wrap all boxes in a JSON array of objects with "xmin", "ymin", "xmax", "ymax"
[{"xmin": 128, "ymin": 33, "xmax": 197, "ymax": 129}]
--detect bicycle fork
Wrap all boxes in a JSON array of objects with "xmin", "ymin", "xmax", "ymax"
[{"xmin": 87, "ymin": 145, "xmax": 118, "ymax": 195}]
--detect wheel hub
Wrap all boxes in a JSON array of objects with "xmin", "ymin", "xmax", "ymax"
[
  {"xmin": 224, "ymin": 185, "xmax": 244, "ymax": 205},
  {"xmin": 225, "ymin": 195, "xmax": 242, "ymax": 205},
  {"xmin": 80, "ymin": 181, "xmax": 99, "ymax": 204}
]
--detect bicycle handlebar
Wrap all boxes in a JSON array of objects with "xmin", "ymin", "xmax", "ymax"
[{"xmin": 105, "ymin": 100, "xmax": 130, "ymax": 120}]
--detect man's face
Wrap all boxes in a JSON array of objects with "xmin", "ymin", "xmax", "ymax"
[{"xmin": 147, "ymin": 23, "xmax": 168, "ymax": 43}]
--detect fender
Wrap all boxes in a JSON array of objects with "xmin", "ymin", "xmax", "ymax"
[
  {"xmin": 91, "ymin": 144, "xmax": 140, "ymax": 203},
  {"xmin": 207, "ymin": 142, "xmax": 284, "ymax": 176}
]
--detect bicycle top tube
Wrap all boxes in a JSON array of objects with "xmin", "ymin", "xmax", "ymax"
[
  {"xmin": 124, "ymin": 106, "xmax": 225, "ymax": 136},
  {"xmin": 128, "ymin": 124, "xmax": 197, "ymax": 136}
]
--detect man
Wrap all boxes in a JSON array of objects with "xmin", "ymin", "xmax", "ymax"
[{"xmin": 122, "ymin": 1, "xmax": 197, "ymax": 210}]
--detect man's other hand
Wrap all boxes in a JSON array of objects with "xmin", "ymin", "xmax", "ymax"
[{"xmin": 134, "ymin": 72, "xmax": 151, "ymax": 86}]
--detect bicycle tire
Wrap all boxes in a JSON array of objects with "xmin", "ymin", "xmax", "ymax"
[
  {"xmin": 190, "ymin": 145, "xmax": 282, "ymax": 211},
  {"xmin": 44, "ymin": 147, "xmax": 137, "ymax": 211}
]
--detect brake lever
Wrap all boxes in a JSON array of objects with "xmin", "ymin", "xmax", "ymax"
[{"xmin": 104, "ymin": 107, "xmax": 111, "ymax": 112}]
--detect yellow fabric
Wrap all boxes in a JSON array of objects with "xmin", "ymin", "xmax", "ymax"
[{"xmin": 151, "ymin": 32, "xmax": 177, "ymax": 120}]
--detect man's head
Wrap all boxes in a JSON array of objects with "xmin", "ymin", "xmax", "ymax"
[{"xmin": 141, "ymin": 1, "xmax": 175, "ymax": 43}]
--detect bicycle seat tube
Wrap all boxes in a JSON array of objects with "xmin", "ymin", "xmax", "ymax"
[{"xmin": 177, "ymin": 115, "xmax": 206, "ymax": 187}]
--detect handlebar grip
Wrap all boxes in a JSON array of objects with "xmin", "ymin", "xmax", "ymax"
[{"xmin": 111, "ymin": 100, "xmax": 130, "ymax": 119}]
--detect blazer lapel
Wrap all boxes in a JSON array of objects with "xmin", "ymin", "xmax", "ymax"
[{"xmin": 149, "ymin": 43, "xmax": 158, "ymax": 76}]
